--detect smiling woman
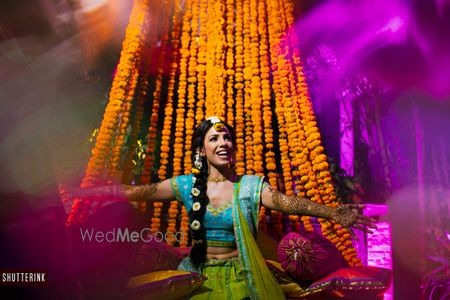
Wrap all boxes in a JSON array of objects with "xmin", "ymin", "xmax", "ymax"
[
  {"xmin": 200, "ymin": 119, "xmax": 236, "ymax": 171},
  {"xmin": 65, "ymin": 116, "xmax": 377, "ymax": 300}
]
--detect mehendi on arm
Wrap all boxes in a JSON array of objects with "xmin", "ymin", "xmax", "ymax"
[
  {"xmin": 121, "ymin": 183, "xmax": 160, "ymax": 202},
  {"xmin": 75, "ymin": 185, "xmax": 123, "ymax": 199},
  {"xmin": 67, "ymin": 178, "xmax": 175, "ymax": 203},
  {"xmin": 269, "ymin": 186, "xmax": 335, "ymax": 218},
  {"xmin": 262, "ymin": 185, "xmax": 377, "ymax": 233}
]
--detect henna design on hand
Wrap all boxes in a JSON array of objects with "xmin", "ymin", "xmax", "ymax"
[
  {"xmin": 331, "ymin": 204, "xmax": 377, "ymax": 234},
  {"xmin": 122, "ymin": 183, "xmax": 160, "ymax": 201},
  {"xmin": 270, "ymin": 187, "xmax": 334, "ymax": 218}
]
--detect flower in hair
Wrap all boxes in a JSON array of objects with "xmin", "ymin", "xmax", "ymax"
[
  {"xmin": 192, "ymin": 176, "xmax": 197, "ymax": 184},
  {"xmin": 191, "ymin": 220, "xmax": 201, "ymax": 230},
  {"xmin": 191, "ymin": 187, "xmax": 200, "ymax": 197},
  {"xmin": 206, "ymin": 116, "xmax": 222, "ymax": 124},
  {"xmin": 206, "ymin": 116, "xmax": 224, "ymax": 131},
  {"xmin": 192, "ymin": 167, "xmax": 200, "ymax": 175},
  {"xmin": 213, "ymin": 123, "xmax": 224, "ymax": 131},
  {"xmin": 192, "ymin": 202, "xmax": 201, "ymax": 211}
]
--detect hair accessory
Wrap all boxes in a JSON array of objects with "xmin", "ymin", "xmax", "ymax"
[
  {"xmin": 206, "ymin": 116, "xmax": 221, "ymax": 124},
  {"xmin": 191, "ymin": 220, "xmax": 201, "ymax": 230},
  {"xmin": 192, "ymin": 202, "xmax": 201, "ymax": 211},
  {"xmin": 206, "ymin": 116, "xmax": 224, "ymax": 131},
  {"xmin": 191, "ymin": 187, "xmax": 200, "ymax": 197},
  {"xmin": 194, "ymin": 151, "xmax": 202, "ymax": 170}
]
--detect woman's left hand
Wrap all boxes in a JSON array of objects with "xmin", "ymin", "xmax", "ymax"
[{"xmin": 331, "ymin": 204, "xmax": 377, "ymax": 234}]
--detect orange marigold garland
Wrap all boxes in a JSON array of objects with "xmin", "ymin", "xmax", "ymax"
[
  {"xmin": 225, "ymin": 0, "xmax": 235, "ymax": 126},
  {"xmin": 279, "ymin": 35, "xmax": 305, "ymax": 232},
  {"xmin": 234, "ymin": 0, "xmax": 246, "ymax": 176},
  {"xmin": 267, "ymin": 0, "xmax": 292, "ymax": 237},
  {"xmin": 243, "ymin": 0, "xmax": 254, "ymax": 175},
  {"xmin": 67, "ymin": 0, "xmax": 149, "ymax": 225},
  {"xmin": 249, "ymin": 0, "xmax": 264, "ymax": 177},
  {"xmin": 267, "ymin": 0, "xmax": 293, "ymax": 197},
  {"xmin": 204, "ymin": 0, "xmax": 226, "ymax": 119},
  {"xmin": 157, "ymin": 1, "xmax": 182, "ymax": 180},
  {"xmin": 150, "ymin": 0, "xmax": 183, "ymax": 236},
  {"xmin": 166, "ymin": 1, "xmax": 189, "ymax": 248},
  {"xmin": 122, "ymin": 10, "xmax": 159, "ymax": 214},
  {"xmin": 164, "ymin": 0, "xmax": 194, "ymax": 245},
  {"xmin": 108, "ymin": 68, "xmax": 138, "ymax": 179},
  {"xmin": 258, "ymin": 0, "xmax": 277, "ymax": 188},
  {"xmin": 140, "ymin": 0, "xmax": 171, "ymax": 185},
  {"xmin": 195, "ymin": 0, "xmax": 208, "ymax": 126},
  {"xmin": 283, "ymin": 0, "xmax": 360, "ymax": 266},
  {"xmin": 213, "ymin": 1, "xmax": 226, "ymax": 119},
  {"xmin": 151, "ymin": 0, "xmax": 179, "ymax": 245},
  {"xmin": 183, "ymin": 0, "xmax": 199, "ymax": 175},
  {"xmin": 167, "ymin": 0, "xmax": 192, "ymax": 180}
]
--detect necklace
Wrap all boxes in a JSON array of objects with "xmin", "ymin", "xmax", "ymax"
[
  {"xmin": 207, "ymin": 174, "xmax": 238, "ymax": 183},
  {"xmin": 207, "ymin": 176, "xmax": 227, "ymax": 183}
]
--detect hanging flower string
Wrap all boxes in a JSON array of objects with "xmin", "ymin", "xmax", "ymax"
[
  {"xmin": 195, "ymin": 0, "xmax": 208, "ymax": 126},
  {"xmin": 213, "ymin": 1, "xmax": 226, "ymax": 119},
  {"xmin": 266, "ymin": 0, "xmax": 292, "ymax": 237},
  {"xmin": 151, "ymin": 0, "xmax": 183, "ymax": 239},
  {"xmin": 121, "ymin": 6, "xmax": 160, "ymax": 214},
  {"xmin": 243, "ymin": 0, "xmax": 254, "ymax": 175},
  {"xmin": 67, "ymin": 0, "xmax": 149, "ymax": 225},
  {"xmin": 184, "ymin": 0, "xmax": 200, "ymax": 175},
  {"xmin": 284, "ymin": 0, "xmax": 359, "ymax": 264},
  {"xmin": 140, "ymin": 0, "xmax": 171, "ymax": 185},
  {"xmin": 225, "ymin": 0, "xmax": 235, "ymax": 126},
  {"xmin": 234, "ymin": 0, "xmax": 246, "ymax": 176},
  {"xmin": 164, "ymin": 0, "xmax": 193, "ymax": 246},
  {"xmin": 249, "ymin": 0, "xmax": 264, "ymax": 177},
  {"xmin": 157, "ymin": 0, "xmax": 179, "ymax": 246},
  {"xmin": 258, "ymin": 0, "xmax": 276, "ymax": 187}
]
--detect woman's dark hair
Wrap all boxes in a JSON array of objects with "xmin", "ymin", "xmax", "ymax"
[{"xmin": 189, "ymin": 118, "xmax": 236, "ymax": 267}]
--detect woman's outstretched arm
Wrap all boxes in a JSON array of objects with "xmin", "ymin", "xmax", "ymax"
[
  {"xmin": 260, "ymin": 184, "xmax": 376, "ymax": 233},
  {"xmin": 121, "ymin": 179, "xmax": 175, "ymax": 202},
  {"xmin": 64, "ymin": 179, "xmax": 176, "ymax": 203}
]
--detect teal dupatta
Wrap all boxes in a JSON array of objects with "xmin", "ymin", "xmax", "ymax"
[{"xmin": 232, "ymin": 176, "xmax": 285, "ymax": 300}]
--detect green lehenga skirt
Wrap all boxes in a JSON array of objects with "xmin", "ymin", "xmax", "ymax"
[
  {"xmin": 182, "ymin": 256, "xmax": 249, "ymax": 300},
  {"xmin": 177, "ymin": 175, "xmax": 285, "ymax": 299}
]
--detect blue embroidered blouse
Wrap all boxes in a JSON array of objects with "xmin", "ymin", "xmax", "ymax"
[{"xmin": 170, "ymin": 174, "xmax": 237, "ymax": 248}]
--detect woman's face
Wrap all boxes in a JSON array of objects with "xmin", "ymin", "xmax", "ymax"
[{"xmin": 201, "ymin": 125, "xmax": 235, "ymax": 168}]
